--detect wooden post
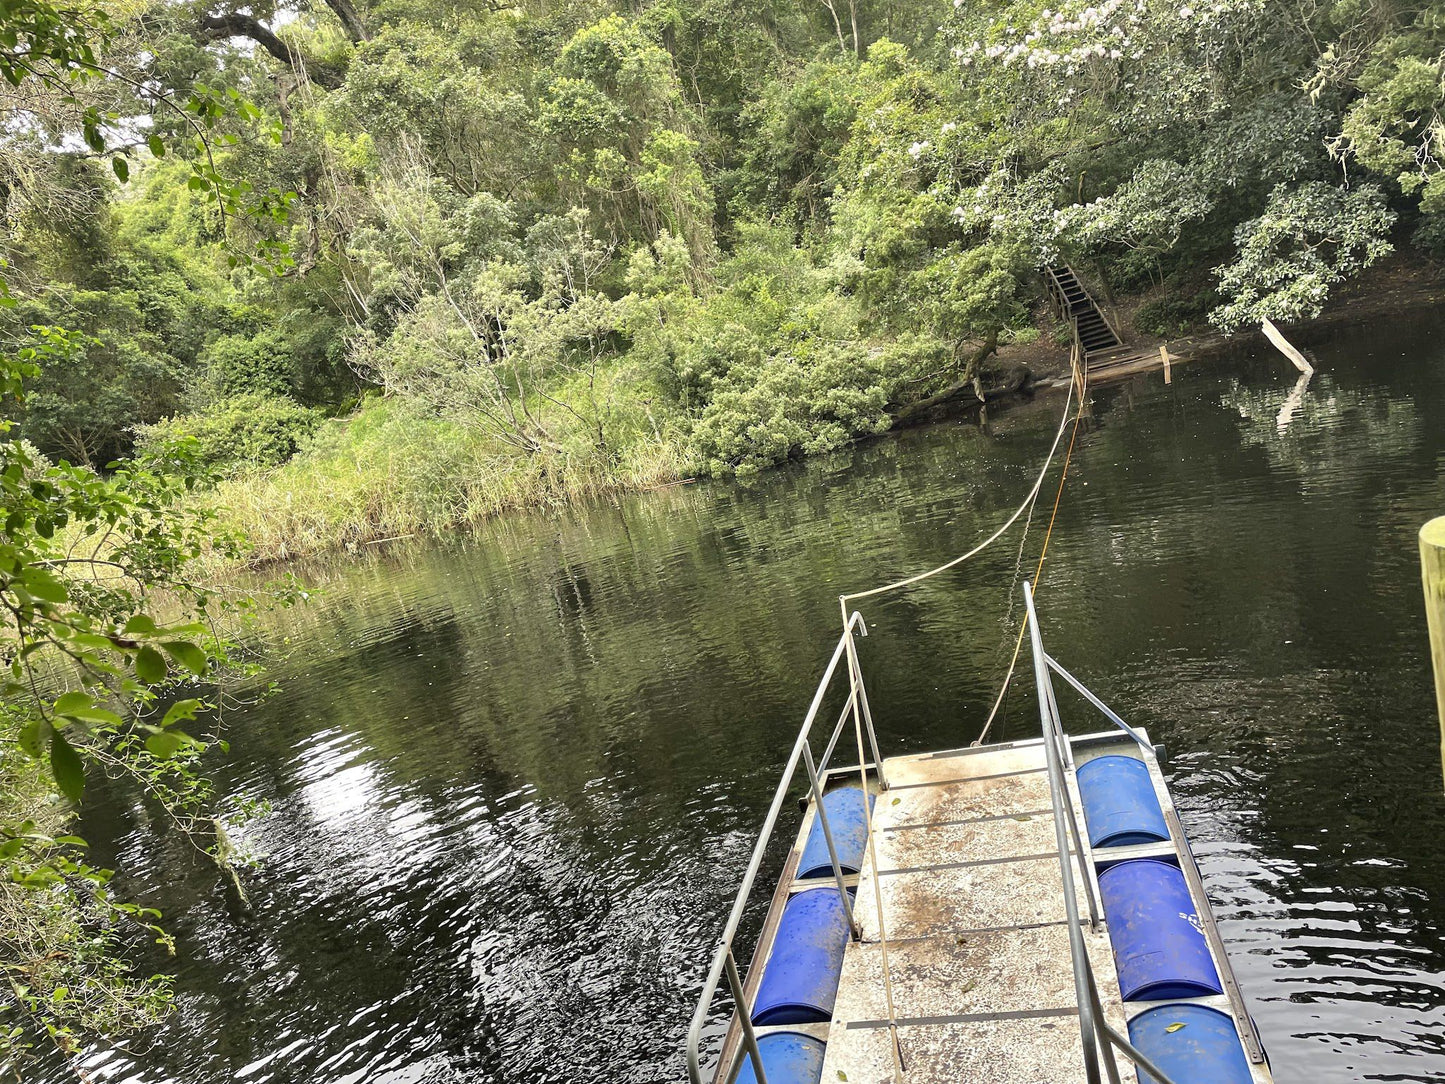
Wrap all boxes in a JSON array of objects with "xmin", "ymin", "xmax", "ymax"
[
  {"xmin": 1261, "ymin": 317, "xmax": 1314, "ymax": 375},
  {"xmin": 1421, "ymin": 516, "xmax": 1445, "ymax": 790},
  {"xmin": 1159, "ymin": 344, "xmax": 1172, "ymax": 384}
]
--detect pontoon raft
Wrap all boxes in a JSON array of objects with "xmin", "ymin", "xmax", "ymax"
[{"xmin": 686, "ymin": 584, "xmax": 1272, "ymax": 1084}]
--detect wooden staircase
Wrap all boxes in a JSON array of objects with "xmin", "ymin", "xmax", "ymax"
[{"xmin": 1044, "ymin": 265, "xmax": 1130, "ymax": 365}]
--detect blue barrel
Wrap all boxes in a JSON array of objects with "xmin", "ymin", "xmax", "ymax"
[
  {"xmin": 1099, "ymin": 859, "xmax": 1222, "ymax": 1001},
  {"xmin": 798, "ymin": 786, "xmax": 874, "ymax": 880},
  {"xmin": 733, "ymin": 1031, "xmax": 826, "ymax": 1084},
  {"xmin": 751, "ymin": 887, "xmax": 851, "ymax": 1025},
  {"xmin": 1128, "ymin": 1004, "xmax": 1252, "ymax": 1084},
  {"xmin": 1077, "ymin": 755, "xmax": 1169, "ymax": 848}
]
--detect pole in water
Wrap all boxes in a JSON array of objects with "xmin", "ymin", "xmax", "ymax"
[
  {"xmin": 1261, "ymin": 317, "xmax": 1314, "ymax": 375},
  {"xmin": 1421, "ymin": 516, "xmax": 1445, "ymax": 791},
  {"xmin": 1158, "ymin": 344, "xmax": 1172, "ymax": 385}
]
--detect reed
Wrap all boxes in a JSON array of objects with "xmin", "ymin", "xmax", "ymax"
[{"xmin": 206, "ymin": 398, "xmax": 695, "ymax": 566}]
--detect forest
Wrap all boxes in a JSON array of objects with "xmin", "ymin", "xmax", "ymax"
[
  {"xmin": 1, "ymin": 0, "xmax": 1444, "ymax": 1067},
  {"xmin": 3, "ymin": 0, "xmax": 1443, "ymax": 558}
]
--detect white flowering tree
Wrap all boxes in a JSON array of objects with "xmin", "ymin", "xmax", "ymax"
[{"xmin": 933, "ymin": 0, "xmax": 1421, "ymax": 325}]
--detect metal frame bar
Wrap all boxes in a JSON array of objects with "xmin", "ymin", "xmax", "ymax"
[
  {"xmin": 686, "ymin": 611, "xmax": 886, "ymax": 1084},
  {"xmin": 1039, "ymin": 638, "xmax": 1266, "ymax": 1067},
  {"xmin": 1044, "ymin": 653, "xmax": 1154, "ymax": 751},
  {"xmin": 1024, "ymin": 581, "xmax": 1185, "ymax": 1084},
  {"xmin": 1160, "ymin": 804, "xmax": 1268, "ymax": 1065},
  {"xmin": 801, "ymin": 742, "xmax": 860, "ymax": 939}
]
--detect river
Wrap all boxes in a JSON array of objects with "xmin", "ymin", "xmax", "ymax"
[{"xmin": 60, "ymin": 312, "xmax": 1445, "ymax": 1084}]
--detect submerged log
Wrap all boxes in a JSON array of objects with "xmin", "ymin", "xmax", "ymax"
[{"xmin": 1261, "ymin": 318, "xmax": 1314, "ymax": 375}]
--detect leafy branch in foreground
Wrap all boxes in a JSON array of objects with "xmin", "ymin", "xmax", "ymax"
[
  {"xmin": 0, "ymin": 331, "xmax": 288, "ymax": 1063},
  {"xmin": 0, "ymin": 3, "xmax": 299, "ymax": 1065}
]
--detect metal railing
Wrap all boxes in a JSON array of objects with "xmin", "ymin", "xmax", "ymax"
[
  {"xmin": 684, "ymin": 610, "xmax": 886, "ymax": 1084},
  {"xmin": 1024, "ymin": 579, "xmax": 1186, "ymax": 1084},
  {"xmin": 685, "ymin": 584, "xmax": 1256, "ymax": 1084}
]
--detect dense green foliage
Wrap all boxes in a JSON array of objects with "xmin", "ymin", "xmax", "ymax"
[
  {"xmin": 0, "ymin": 5, "xmax": 291, "ymax": 1069},
  {"xmin": 5, "ymin": 0, "xmax": 1443, "ymax": 507}
]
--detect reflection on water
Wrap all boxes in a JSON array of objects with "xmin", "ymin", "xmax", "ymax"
[{"xmin": 50, "ymin": 312, "xmax": 1445, "ymax": 1084}]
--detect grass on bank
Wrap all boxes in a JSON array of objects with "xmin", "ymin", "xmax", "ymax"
[
  {"xmin": 210, "ymin": 396, "xmax": 693, "ymax": 564},
  {"xmin": 0, "ymin": 756, "xmax": 173, "ymax": 1063}
]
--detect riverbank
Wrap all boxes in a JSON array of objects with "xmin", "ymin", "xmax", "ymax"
[
  {"xmin": 211, "ymin": 258, "xmax": 1445, "ymax": 568},
  {"xmin": 907, "ymin": 254, "xmax": 1445, "ymax": 424},
  {"xmin": 1019, "ymin": 254, "xmax": 1445, "ymax": 388}
]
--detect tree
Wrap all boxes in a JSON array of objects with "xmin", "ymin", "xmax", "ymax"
[
  {"xmin": 1212, "ymin": 182, "xmax": 1396, "ymax": 330},
  {"xmin": 0, "ymin": 1, "xmax": 290, "ymax": 1065}
]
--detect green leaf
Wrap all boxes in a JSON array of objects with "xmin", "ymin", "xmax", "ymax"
[
  {"xmin": 21, "ymin": 573, "xmax": 67, "ymax": 603},
  {"xmin": 123, "ymin": 614, "xmax": 158, "ymax": 636},
  {"xmin": 147, "ymin": 133, "xmax": 164, "ymax": 158},
  {"xmin": 161, "ymin": 698, "xmax": 203, "ymax": 728},
  {"xmin": 63, "ymin": 705, "xmax": 124, "ymax": 726},
  {"xmin": 135, "ymin": 645, "xmax": 167, "ymax": 683},
  {"xmin": 54, "ymin": 691, "xmax": 92, "ymax": 715},
  {"xmin": 112, "ymin": 157, "xmax": 128, "ymax": 183},
  {"xmin": 144, "ymin": 730, "xmax": 186, "ymax": 759},
  {"xmin": 18, "ymin": 718, "xmax": 49, "ymax": 758},
  {"xmin": 49, "ymin": 732, "xmax": 85, "ymax": 803},
  {"xmin": 162, "ymin": 641, "xmax": 207, "ymax": 676},
  {"xmin": 1164, "ymin": 1022, "xmax": 1187, "ymax": 1033}
]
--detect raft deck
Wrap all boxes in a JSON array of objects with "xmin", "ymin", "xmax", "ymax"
[
  {"xmin": 818, "ymin": 738, "xmax": 1129, "ymax": 1083},
  {"xmin": 686, "ymin": 592, "xmax": 1273, "ymax": 1084}
]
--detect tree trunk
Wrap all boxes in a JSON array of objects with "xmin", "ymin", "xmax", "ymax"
[
  {"xmin": 320, "ymin": 0, "xmax": 369, "ymax": 42},
  {"xmin": 199, "ymin": 12, "xmax": 345, "ymax": 88},
  {"xmin": 820, "ymin": 0, "xmax": 848, "ymax": 55},
  {"xmin": 963, "ymin": 327, "xmax": 1000, "ymax": 398}
]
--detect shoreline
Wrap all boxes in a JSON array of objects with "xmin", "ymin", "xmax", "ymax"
[
  {"xmin": 892, "ymin": 254, "xmax": 1445, "ymax": 420},
  {"xmin": 223, "ymin": 261, "xmax": 1445, "ymax": 570}
]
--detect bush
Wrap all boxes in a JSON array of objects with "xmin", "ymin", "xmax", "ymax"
[
  {"xmin": 199, "ymin": 331, "xmax": 295, "ymax": 399},
  {"xmin": 1412, "ymin": 213, "xmax": 1445, "ymax": 261},
  {"xmin": 1135, "ymin": 290, "xmax": 1220, "ymax": 337},
  {"xmin": 687, "ymin": 338, "xmax": 897, "ymax": 475},
  {"xmin": 139, "ymin": 393, "xmax": 321, "ymax": 476}
]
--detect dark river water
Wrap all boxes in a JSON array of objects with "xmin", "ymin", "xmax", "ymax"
[{"xmin": 56, "ymin": 313, "xmax": 1445, "ymax": 1084}]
